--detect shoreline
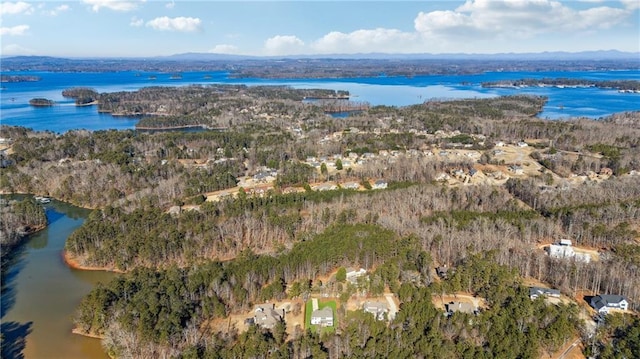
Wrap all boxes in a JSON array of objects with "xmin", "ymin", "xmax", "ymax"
[
  {"xmin": 75, "ymin": 100, "xmax": 99, "ymax": 107},
  {"xmin": 62, "ymin": 250, "xmax": 125, "ymax": 273},
  {"xmin": 0, "ymin": 191, "xmax": 97, "ymax": 210},
  {"xmin": 0, "ymin": 224, "xmax": 48, "ymax": 263},
  {"xmin": 135, "ymin": 124, "xmax": 206, "ymax": 130},
  {"xmin": 71, "ymin": 327, "xmax": 104, "ymax": 340}
]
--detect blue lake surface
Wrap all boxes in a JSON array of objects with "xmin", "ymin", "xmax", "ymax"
[{"xmin": 1, "ymin": 70, "xmax": 638, "ymax": 133}]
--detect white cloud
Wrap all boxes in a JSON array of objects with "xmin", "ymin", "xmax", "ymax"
[
  {"xmin": 209, "ymin": 44, "xmax": 240, "ymax": 54},
  {"xmin": 82, "ymin": 0, "xmax": 140, "ymax": 12},
  {"xmin": 45, "ymin": 4, "xmax": 70, "ymax": 16},
  {"xmin": 146, "ymin": 16, "xmax": 202, "ymax": 32},
  {"xmin": 264, "ymin": 35, "xmax": 305, "ymax": 55},
  {"xmin": 258, "ymin": 1, "xmax": 635, "ymax": 55},
  {"xmin": 165, "ymin": 1, "xmax": 175, "ymax": 9},
  {"xmin": 130, "ymin": 16, "xmax": 143, "ymax": 27},
  {"xmin": 312, "ymin": 28, "xmax": 417, "ymax": 54},
  {"xmin": 0, "ymin": 1, "xmax": 33, "ymax": 15},
  {"xmin": 620, "ymin": 0, "xmax": 640, "ymax": 10},
  {"xmin": 414, "ymin": 0, "xmax": 632, "ymax": 40},
  {"xmin": 576, "ymin": 6, "xmax": 630, "ymax": 29},
  {"xmin": 0, "ymin": 25, "xmax": 29, "ymax": 36},
  {"xmin": 1, "ymin": 43, "xmax": 34, "ymax": 55}
]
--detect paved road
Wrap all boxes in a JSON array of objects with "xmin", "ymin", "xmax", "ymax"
[{"xmin": 384, "ymin": 293, "xmax": 398, "ymax": 320}]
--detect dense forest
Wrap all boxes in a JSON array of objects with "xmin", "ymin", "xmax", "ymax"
[
  {"xmin": 2, "ymin": 82, "xmax": 640, "ymax": 358},
  {"xmin": 0, "ymin": 197, "xmax": 47, "ymax": 263},
  {"xmin": 76, "ymin": 238, "xmax": 582, "ymax": 358}
]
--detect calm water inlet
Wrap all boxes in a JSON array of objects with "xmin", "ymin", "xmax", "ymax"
[{"xmin": 1, "ymin": 197, "xmax": 115, "ymax": 359}]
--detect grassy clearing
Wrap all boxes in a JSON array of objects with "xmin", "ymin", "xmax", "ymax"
[{"xmin": 305, "ymin": 299, "xmax": 337, "ymax": 334}]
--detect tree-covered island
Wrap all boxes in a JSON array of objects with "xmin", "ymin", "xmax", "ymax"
[
  {"xmin": 28, "ymin": 98, "xmax": 55, "ymax": 107},
  {"xmin": 482, "ymin": 78, "xmax": 640, "ymax": 92},
  {"xmin": 0, "ymin": 75, "xmax": 41, "ymax": 83}
]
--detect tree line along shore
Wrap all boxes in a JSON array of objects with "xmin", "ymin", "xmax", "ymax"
[{"xmin": 1, "ymin": 83, "xmax": 640, "ymax": 358}]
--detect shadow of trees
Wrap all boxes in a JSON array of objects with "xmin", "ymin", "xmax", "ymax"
[
  {"xmin": 1, "ymin": 244, "xmax": 27, "ymax": 319},
  {"xmin": 1, "ymin": 321, "xmax": 33, "ymax": 359}
]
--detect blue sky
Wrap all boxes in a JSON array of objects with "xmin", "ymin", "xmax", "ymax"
[{"xmin": 1, "ymin": 0, "xmax": 639, "ymax": 57}]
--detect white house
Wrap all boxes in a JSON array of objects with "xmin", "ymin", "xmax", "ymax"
[
  {"xmin": 529, "ymin": 287, "xmax": 561, "ymax": 300},
  {"xmin": 310, "ymin": 307, "xmax": 334, "ymax": 327},
  {"xmin": 546, "ymin": 242, "xmax": 591, "ymax": 263},
  {"xmin": 590, "ymin": 295, "xmax": 629, "ymax": 314},
  {"xmin": 346, "ymin": 267, "xmax": 366, "ymax": 284},
  {"xmin": 372, "ymin": 180, "xmax": 388, "ymax": 189},
  {"xmin": 363, "ymin": 301, "xmax": 389, "ymax": 320},
  {"xmin": 313, "ymin": 183, "xmax": 337, "ymax": 191},
  {"xmin": 446, "ymin": 301, "xmax": 477, "ymax": 315},
  {"xmin": 341, "ymin": 182, "xmax": 360, "ymax": 190}
]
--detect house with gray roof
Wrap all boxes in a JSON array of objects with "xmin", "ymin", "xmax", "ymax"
[
  {"xmin": 529, "ymin": 287, "xmax": 561, "ymax": 300},
  {"xmin": 372, "ymin": 179, "xmax": 388, "ymax": 189},
  {"xmin": 341, "ymin": 181, "xmax": 360, "ymax": 190},
  {"xmin": 346, "ymin": 267, "xmax": 366, "ymax": 284},
  {"xmin": 446, "ymin": 301, "xmax": 477, "ymax": 316},
  {"xmin": 310, "ymin": 307, "xmax": 334, "ymax": 327},
  {"xmin": 590, "ymin": 295, "xmax": 629, "ymax": 314},
  {"xmin": 363, "ymin": 301, "xmax": 389, "ymax": 321},
  {"xmin": 254, "ymin": 303, "xmax": 284, "ymax": 329}
]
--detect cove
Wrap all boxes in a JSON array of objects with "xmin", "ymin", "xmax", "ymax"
[{"xmin": 1, "ymin": 196, "xmax": 115, "ymax": 359}]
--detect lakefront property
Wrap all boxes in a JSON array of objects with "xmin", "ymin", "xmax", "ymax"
[{"xmin": 2, "ymin": 4, "xmax": 640, "ymax": 354}]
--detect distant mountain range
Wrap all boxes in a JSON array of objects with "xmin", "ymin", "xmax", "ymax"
[
  {"xmin": 2, "ymin": 50, "xmax": 639, "ymax": 61},
  {"xmin": 157, "ymin": 50, "xmax": 640, "ymax": 61}
]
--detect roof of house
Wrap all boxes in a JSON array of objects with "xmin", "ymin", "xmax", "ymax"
[
  {"xmin": 346, "ymin": 267, "xmax": 365, "ymax": 275},
  {"xmin": 591, "ymin": 294, "xmax": 628, "ymax": 309},
  {"xmin": 254, "ymin": 304, "xmax": 282, "ymax": 328},
  {"xmin": 363, "ymin": 301, "xmax": 388, "ymax": 313},
  {"xmin": 446, "ymin": 301, "xmax": 476, "ymax": 314},
  {"xmin": 312, "ymin": 307, "xmax": 333, "ymax": 319},
  {"xmin": 529, "ymin": 286, "xmax": 560, "ymax": 297}
]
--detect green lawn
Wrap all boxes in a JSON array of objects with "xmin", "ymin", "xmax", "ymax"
[{"xmin": 304, "ymin": 299, "xmax": 337, "ymax": 334}]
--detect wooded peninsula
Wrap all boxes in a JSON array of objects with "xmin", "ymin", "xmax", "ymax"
[{"xmin": 1, "ymin": 82, "xmax": 639, "ymax": 358}]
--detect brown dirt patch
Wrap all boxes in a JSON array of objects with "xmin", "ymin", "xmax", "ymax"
[
  {"xmin": 209, "ymin": 299, "xmax": 305, "ymax": 337},
  {"xmin": 431, "ymin": 293, "xmax": 486, "ymax": 310}
]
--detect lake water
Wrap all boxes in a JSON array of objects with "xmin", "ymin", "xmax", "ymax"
[
  {"xmin": 1, "ymin": 70, "xmax": 638, "ymax": 133},
  {"xmin": 1, "ymin": 196, "xmax": 115, "ymax": 359}
]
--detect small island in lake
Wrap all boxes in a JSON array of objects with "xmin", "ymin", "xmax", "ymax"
[
  {"xmin": 29, "ymin": 98, "xmax": 55, "ymax": 107},
  {"xmin": 1, "ymin": 75, "xmax": 41, "ymax": 83},
  {"xmin": 482, "ymin": 78, "xmax": 640, "ymax": 92},
  {"xmin": 62, "ymin": 87, "xmax": 99, "ymax": 106}
]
